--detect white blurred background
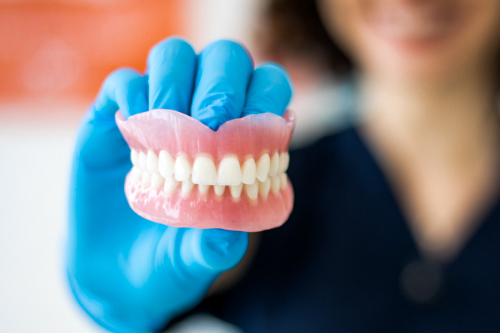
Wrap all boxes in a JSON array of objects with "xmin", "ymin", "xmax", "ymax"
[{"xmin": 0, "ymin": 0, "xmax": 356, "ymax": 331}]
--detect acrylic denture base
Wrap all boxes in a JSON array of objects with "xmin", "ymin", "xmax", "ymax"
[{"xmin": 116, "ymin": 109, "xmax": 295, "ymax": 232}]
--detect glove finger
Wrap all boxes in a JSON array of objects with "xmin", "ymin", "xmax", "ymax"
[
  {"xmin": 147, "ymin": 37, "xmax": 198, "ymax": 113},
  {"xmin": 242, "ymin": 63, "xmax": 293, "ymax": 117},
  {"xmin": 155, "ymin": 228, "xmax": 248, "ymax": 280},
  {"xmin": 94, "ymin": 68, "xmax": 149, "ymax": 119},
  {"xmin": 191, "ymin": 40, "xmax": 253, "ymax": 130},
  {"xmin": 77, "ymin": 68, "xmax": 148, "ymax": 170}
]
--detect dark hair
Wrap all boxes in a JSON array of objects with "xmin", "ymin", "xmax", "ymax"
[{"xmin": 258, "ymin": 0, "xmax": 352, "ymax": 76}]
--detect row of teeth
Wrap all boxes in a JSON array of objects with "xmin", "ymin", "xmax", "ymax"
[{"xmin": 130, "ymin": 149, "xmax": 289, "ymax": 199}]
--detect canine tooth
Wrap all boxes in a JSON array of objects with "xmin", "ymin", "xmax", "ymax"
[
  {"xmin": 279, "ymin": 173, "xmax": 288, "ymax": 190},
  {"xmin": 214, "ymin": 184, "xmax": 226, "ymax": 196},
  {"xmin": 159, "ymin": 150, "xmax": 175, "ymax": 178},
  {"xmin": 245, "ymin": 182, "xmax": 259, "ymax": 201},
  {"xmin": 241, "ymin": 158, "xmax": 256, "ymax": 184},
  {"xmin": 230, "ymin": 183, "xmax": 243, "ymax": 199},
  {"xmin": 131, "ymin": 149, "xmax": 139, "ymax": 166},
  {"xmin": 256, "ymin": 154, "xmax": 270, "ymax": 182},
  {"xmin": 141, "ymin": 171, "xmax": 152, "ymax": 186},
  {"xmin": 271, "ymin": 176, "xmax": 280, "ymax": 194},
  {"xmin": 181, "ymin": 178, "xmax": 194, "ymax": 198},
  {"xmin": 175, "ymin": 155, "xmax": 192, "ymax": 182},
  {"xmin": 279, "ymin": 152, "xmax": 289, "ymax": 174},
  {"xmin": 147, "ymin": 150, "xmax": 159, "ymax": 173},
  {"xmin": 269, "ymin": 152, "xmax": 280, "ymax": 177},
  {"xmin": 259, "ymin": 177, "xmax": 271, "ymax": 199},
  {"xmin": 163, "ymin": 176, "xmax": 179, "ymax": 194},
  {"xmin": 198, "ymin": 184, "xmax": 210, "ymax": 195},
  {"xmin": 131, "ymin": 167, "xmax": 143, "ymax": 179},
  {"xmin": 192, "ymin": 156, "xmax": 217, "ymax": 185},
  {"xmin": 217, "ymin": 156, "xmax": 242, "ymax": 186},
  {"xmin": 151, "ymin": 173, "xmax": 164, "ymax": 189},
  {"xmin": 139, "ymin": 151, "xmax": 148, "ymax": 170}
]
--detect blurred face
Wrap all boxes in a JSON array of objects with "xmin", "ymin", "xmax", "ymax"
[{"xmin": 317, "ymin": 0, "xmax": 500, "ymax": 86}]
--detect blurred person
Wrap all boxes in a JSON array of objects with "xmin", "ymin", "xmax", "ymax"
[{"xmin": 67, "ymin": 0, "xmax": 500, "ymax": 332}]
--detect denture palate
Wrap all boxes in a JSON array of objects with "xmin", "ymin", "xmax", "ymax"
[{"xmin": 129, "ymin": 149, "xmax": 290, "ymax": 200}]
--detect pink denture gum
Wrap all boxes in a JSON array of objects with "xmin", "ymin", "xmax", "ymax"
[{"xmin": 116, "ymin": 109, "xmax": 296, "ymax": 232}]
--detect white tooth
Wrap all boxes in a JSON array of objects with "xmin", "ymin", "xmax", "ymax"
[
  {"xmin": 214, "ymin": 184, "xmax": 226, "ymax": 196},
  {"xmin": 163, "ymin": 176, "xmax": 179, "ymax": 194},
  {"xmin": 192, "ymin": 155, "xmax": 217, "ymax": 185},
  {"xmin": 256, "ymin": 154, "xmax": 270, "ymax": 182},
  {"xmin": 131, "ymin": 149, "xmax": 139, "ymax": 166},
  {"xmin": 279, "ymin": 173, "xmax": 288, "ymax": 190},
  {"xmin": 278, "ymin": 152, "xmax": 289, "ymax": 174},
  {"xmin": 230, "ymin": 183, "xmax": 243, "ymax": 199},
  {"xmin": 241, "ymin": 158, "xmax": 256, "ymax": 184},
  {"xmin": 147, "ymin": 150, "xmax": 159, "ymax": 173},
  {"xmin": 151, "ymin": 173, "xmax": 164, "ymax": 189},
  {"xmin": 198, "ymin": 184, "xmax": 210, "ymax": 195},
  {"xmin": 141, "ymin": 171, "xmax": 152, "ymax": 186},
  {"xmin": 131, "ymin": 167, "xmax": 143, "ymax": 180},
  {"xmin": 259, "ymin": 177, "xmax": 271, "ymax": 199},
  {"xmin": 217, "ymin": 156, "xmax": 242, "ymax": 186},
  {"xmin": 174, "ymin": 155, "xmax": 192, "ymax": 182},
  {"xmin": 181, "ymin": 177, "xmax": 194, "ymax": 198},
  {"xmin": 139, "ymin": 151, "xmax": 148, "ymax": 170},
  {"xmin": 270, "ymin": 176, "xmax": 280, "ymax": 194},
  {"xmin": 269, "ymin": 152, "xmax": 280, "ymax": 177},
  {"xmin": 159, "ymin": 150, "xmax": 175, "ymax": 178},
  {"xmin": 245, "ymin": 182, "xmax": 259, "ymax": 201}
]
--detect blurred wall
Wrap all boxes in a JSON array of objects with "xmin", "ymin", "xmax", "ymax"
[{"xmin": 0, "ymin": 0, "xmax": 185, "ymax": 105}]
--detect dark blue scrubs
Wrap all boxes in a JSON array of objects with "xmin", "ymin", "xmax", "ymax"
[{"xmin": 170, "ymin": 127, "xmax": 500, "ymax": 332}]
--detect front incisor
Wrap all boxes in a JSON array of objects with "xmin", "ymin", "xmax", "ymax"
[
  {"xmin": 256, "ymin": 154, "xmax": 270, "ymax": 182},
  {"xmin": 192, "ymin": 156, "xmax": 217, "ymax": 185},
  {"xmin": 217, "ymin": 156, "xmax": 242, "ymax": 186},
  {"xmin": 241, "ymin": 158, "xmax": 257, "ymax": 184}
]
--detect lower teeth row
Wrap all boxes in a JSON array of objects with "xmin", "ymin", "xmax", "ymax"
[{"xmin": 130, "ymin": 167, "xmax": 287, "ymax": 200}]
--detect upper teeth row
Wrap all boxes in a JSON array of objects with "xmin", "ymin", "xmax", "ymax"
[{"xmin": 130, "ymin": 149, "xmax": 289, "ymax": 186}]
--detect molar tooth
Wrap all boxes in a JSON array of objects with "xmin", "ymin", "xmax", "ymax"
[
  {"xmin": 174, "ymin": 155, "xmax": 192, "ymax": 182},
  {"xmin": 139, "ymin": 151, "xmax": 148, "ymax": 170},
  {"xmin": 278, "ymin": 152, "xmax": 290, "ymax": 174},
  {"xmin": 131, "ymin": 149, "xmax": 139, "ymax": 166},
  {"xmin": 241, "ymin": 158, "xmax": 256, "ymax": 184},
  {"xmin": 214, "ymin": 185, "xmax": 226, "ymax": 196},
  {"xmin": 279, "ymin": 173, "xmax": 288, "ymax": 190},
  {"xmin": 131, "ymin": 167, "xmax": 143, "ymax": 180},
  {"xmin": 163, "ymin": 176, "xmax": 179, "ymax": 194},
  {"xmin": 270, "ymin": 176, "xmax": 280, "ymax": 194},
  {"xmin": 259, "ymin": 177, "xmax": 271, "ymax": 199},
  {"xmin": 256, "ymin": 154, "xmax": 270, "ymax": 182},
  {"xmin": 181, "ymin": 177, "xmax": 194, "ymax": 198},
  {"xmin": 151, "ymin": 173, "xmax": 164, "ymax": 189},
  {"xmin": 141, "ymin": 171, "xmax": 152, "ymax": 186},
  {"xmin": 269, "ymin": 152, "xmax": 280, "ymax": 177},
  {"xmin": 159, "ymin": 150, "xmax": 175, "ymax": 178},
  {"xmin": 147, "ymin": 150, "xmax": 159, "ymax": 174},
  {"xmin": 192, "ymin": 156, "xmax": 217, "ymax": 185},
  {"xmin": 230, "ymin": 183, "xmax": 243, "ymax": 199},
  {"xmin": 244, "ymin": 182, "xmax": 259, "ymax": 201},
  {"xmin": 217, "ymin": 156, "xmax": 242, "ymax": 186}
]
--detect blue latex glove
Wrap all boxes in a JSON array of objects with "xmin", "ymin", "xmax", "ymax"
[{"xmin": 67, "ymin": 38, "xmax": 292, "ymax": 332}]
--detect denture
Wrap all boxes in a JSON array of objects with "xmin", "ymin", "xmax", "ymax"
[{"xmin": 116, "ymin": 109, "xmax": 295, "ymax": 232}]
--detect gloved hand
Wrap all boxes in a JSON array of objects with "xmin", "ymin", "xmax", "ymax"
[{"xmin": 67, "ymin": 38, "xmax": 293, "ymax": 332}]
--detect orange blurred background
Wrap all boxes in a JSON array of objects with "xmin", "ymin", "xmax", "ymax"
[{"xmin": 0, "ymin": 0, "xmax": 185, "ymax": 105}]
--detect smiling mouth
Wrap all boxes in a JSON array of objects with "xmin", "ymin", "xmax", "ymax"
[{"xmin": 367, "ymin": 1, "xmax": 463, "ymax": 44}]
